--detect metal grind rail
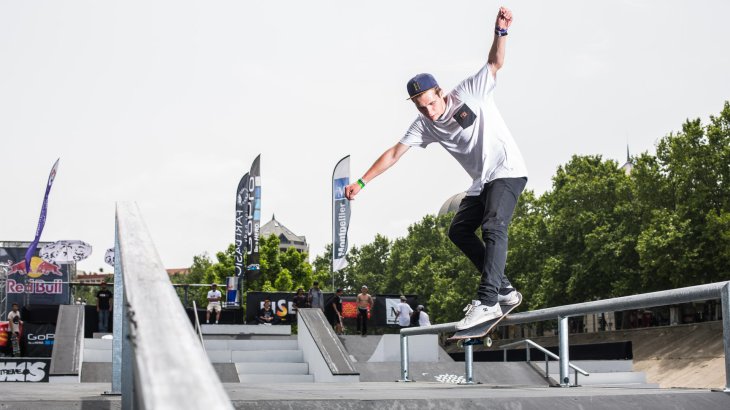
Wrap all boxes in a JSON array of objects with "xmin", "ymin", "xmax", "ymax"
[
  {"xmin": 110, "ymin": 202, "xmax": 233, "ymax": 410},
  {"xmin": 499, "ymin": 339, "xmax": 589, "ymax": 386},
  {"xmin": 400, "ymin": 281, "xmax": 730, "ymax": 390}
]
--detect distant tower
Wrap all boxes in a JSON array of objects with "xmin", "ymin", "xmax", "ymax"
[{"xmin": 620, "ymin": 145, "xmax": 633, "ymax": 175}]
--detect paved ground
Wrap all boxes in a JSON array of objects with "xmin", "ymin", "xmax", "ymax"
[{"xmin": 1, "ymin": 382, "xmax": 729, "ymax": 410}]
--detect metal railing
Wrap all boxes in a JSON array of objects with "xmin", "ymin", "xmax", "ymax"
[
  {"xmin": 111, "ymin": 202, "xmax": 233, "ymax": 409},
  {"xmin": 192, "ymin": 300, "xmax": 205, "ymax": 346},
  {"xmin": 500, "ymin": 339, "xmax": 589, "ymax": 386},
  {"xmin": 400, "ymin": 281, "xmax": 730, "ymax": 390}
]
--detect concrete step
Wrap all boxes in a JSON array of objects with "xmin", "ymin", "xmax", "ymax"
[
  {"xmin": 236, "ymin": 362, "xmax": 309, "ymax": 375},
  {"xmin": 201, "ymin": 324, "xmax": 291, "ymax": 336},
  {"xmin": 550, "ymin": 371, "xmax": 648, "ymax": 385},
  {"xmin": 84, "ymin": 338, "xmax": 112, "ymax": 350},
  {"xmin": 233, "ymin": 349, "xmax": 304, "ymax": 363},
  {"xmin": 237, "ymin": 374, "xmax": 314, "ymax": 383},
  {"xmin": 204, "ymin": 339, "xmax": 298, "ymax": 351},
  {"xmin": 83, "ymin": 348, "xmax": 112, "ymax": 363},
  {"xmin": 535, "ymin": 359, "xmax": 633, "ymax": 373}
]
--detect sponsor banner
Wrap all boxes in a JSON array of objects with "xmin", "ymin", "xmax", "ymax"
[
  {"xmin": 332, "ymin": 155, "xmax": 350, "ymax": 272},
  {"xmin": 0, "ymin": 244, "xmax": 71, "ymax": 306},
  {"xmin": 385, "ymin": 298, "xmax": 401, "ymax": 326},
  {"xmin": 245, "ymin": 155, "xmax": 262, "ymax": 273},
  {"xmin": 373, "ymin": 295, "xmax": 418, "ymax": 327},
  {"xmin": 24, "ymin": 159, "xmax": 60, "ymax": 272},
  {"xmin": 234, "ymin": 172, "xmax": 249, "ymax": 279},
  {"xmin": 0, "ymin": 358, "xmax": 51, "ymax": 382},
  {"xmin": 225, "ymin": 276, "xmax": 239, "ymax": 306},
  {"xmin": 0, "ymin": 321, "xmax": 23, "ymax": 350},
  {"xmin": 246, "ymin": 291, "xmax": 308, "ymax": 324},
  {"xmin": 22, "ymin": 323, "xmax": 55, "ymax": 358}
]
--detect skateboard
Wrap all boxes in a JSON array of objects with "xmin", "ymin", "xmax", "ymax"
[
  {"xmin": 448, "ymin": 292, "xmax": 522, "ymax": 348},
  {"xmin": 10, "ymin": 333, "xmax": 20, "ymax": 357}
]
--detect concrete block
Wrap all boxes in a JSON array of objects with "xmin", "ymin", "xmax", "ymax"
[
  {"xmin": 232, "ymin": 350, "xmax": 303, "ymax": 363},
  {"xmin": 236, "ymin": 362, "xmax": 309, "ymax": 375},
  {"xmin": 237, "ymin": 374, "xmax": 314, "ymax": 383}
]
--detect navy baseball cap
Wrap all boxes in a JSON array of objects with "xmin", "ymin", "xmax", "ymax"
[{"xmin": 406, "ymin": 73, "xmax": 438, "ymax": 99}]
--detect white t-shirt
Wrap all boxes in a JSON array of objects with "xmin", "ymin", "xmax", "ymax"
[
  {"xmin": 207, "ymin": 290, "xmax": 222, "ymax": 304},
  {"xmin": 396, "ymin": 302, "xmax": 413, "ymax": 326},
  {"xmin": 400, "ymin": 64, "xmax": 528, "ymax": 196},
  {"xmin": 419, "ymin": 311, "xmax": 431, "ymax": 327},
  {"xmin": 8, "ymin": 311, "xmax": 21, "ymax": 333}
]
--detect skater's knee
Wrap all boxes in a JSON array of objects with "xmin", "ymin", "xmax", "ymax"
[
  {"xmin": 448, "ymin": 222, "xmax": 471, "ymax": 244},
  {"xmin": 481, "ymin": 217, "xmax": 508, "ymax": 234}
]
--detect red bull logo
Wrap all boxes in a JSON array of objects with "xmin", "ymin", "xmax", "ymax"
[{"xmin": 7, "ymin": 257, "xmax": 62, "ymax": 279}]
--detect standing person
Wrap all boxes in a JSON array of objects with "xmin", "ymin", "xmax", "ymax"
[
  {"xmin": 417, "ymin": 305, "xmax": 431, "ymax": 327},
  {"xmin": 7, "ymin": 303, "xmax": 22, "ymax": 357},
  {"xmin": 324, "ymin": 289, "xmax": 344, "ymax": 334},
  {"xmin": 356, "ymin": 285, "xmax": 374, "ymax": 337},
  {"xmin": 395, "ymin": 296, "xmax": 413, "ymax": 328},
  {"xmin": 96, "ymin": 281, "xmax": 113, "ymax": 333},
  {"xmin": 292, "ymin": 288, "xmax": 307, "ymax": 314},
  {"xmin": 345, "ymin": 6, "xmax": 525, "ymax": 331},
  {"xmin": 307, "ymin": 281, "xmax": 324, "ymax": 310},
  {"xmin": 206, "ymin": 283, "xmax": 222, "ymax": 324}
]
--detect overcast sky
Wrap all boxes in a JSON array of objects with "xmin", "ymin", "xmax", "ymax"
[{"xmin": 2, "ymin": 1, "xmax": 729, "ymax": 274}]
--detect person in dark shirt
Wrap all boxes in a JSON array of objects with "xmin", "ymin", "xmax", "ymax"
[
  {"xmin": 324, "ymin": 289, "xmax": 344, "ymax": 334},
  {"xmin": 292, "ymin": 288, "xmax": 308, "ymax": 313},
  {"xmin": 257, "ymin": 299, "xmax": 278, "ymax": 325},
  {"xmin": 96, "ymin": 281, "xmax": 113, "ymax": 333}
]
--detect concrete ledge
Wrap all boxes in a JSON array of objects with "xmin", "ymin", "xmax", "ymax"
[
  {"xmin": 201, "ymin": 324, "xmax": 291, "ymax": 336},
  {"xmin": 236, "ymin": 362, "xmax": 309, "ymax": 375},
  {"xmin": 204, "ymin": 339, "xmax": 299, "ymax": 351}
]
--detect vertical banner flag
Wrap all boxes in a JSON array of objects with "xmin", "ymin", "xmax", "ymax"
[
  {"xmin": 245, "ymin": 155, "xmax": 262, "ymax": 282},
  {"xmin": 235, "ymin": 172, "xmax": 250, "ymax": 279},
  {"xmin": 332, "ymin": 155, "xmax": 350, "ymax": 272},
  {"xmin": 25, "ymin": 159, "xmax": 60, "ymax": 272}
]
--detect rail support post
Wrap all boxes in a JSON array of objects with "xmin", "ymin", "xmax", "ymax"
[
  {"xmin": 558, "ymin": 316, "xmax": 571, "ymax": 387},
  {"xmin": 722, "ymin": 282, "xmax": 730, "ymax": 393},
  {"xmin": 463, "ymin": 343, "xmax": 475, "ymax": 384},
  {"xmin": 399, "ymin": 334, "xmax": 411, "ymax": 382}
]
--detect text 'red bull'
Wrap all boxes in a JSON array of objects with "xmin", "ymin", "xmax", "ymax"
[{"xmin": 6, "ymin": 279, "xmax": 63, "ymax": 295}]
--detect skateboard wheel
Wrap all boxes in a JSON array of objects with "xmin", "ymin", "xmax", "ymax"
[
  {"xmin": 456, "ymin": 340, "xmax": 464, "ymax": 349},
  {"xmin": 485, "ymin": 337, "xmax": 492, "ymax": 347}
]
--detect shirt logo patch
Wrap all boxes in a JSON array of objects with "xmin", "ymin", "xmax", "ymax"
[{"xmin": 453, "ymin": 104, "xmax": 476, "ymax": 129}]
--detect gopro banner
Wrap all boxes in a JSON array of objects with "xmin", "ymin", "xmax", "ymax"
[
  {"xmin": 22, "ymin": 323, "xmax": 55, "ymax": 358},
  {"xmin": 242, "ymin": 155, "xmax": 262, "ymax": 286},
  {"xmin": 332, "ymin": 155, "xmax": 350, "ymax": 272},
  {"xmin": 0, "ymin": 358, "xmax": 51, "ymax": 382}
]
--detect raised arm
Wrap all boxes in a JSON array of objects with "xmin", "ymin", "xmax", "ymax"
[
  {"xmin": 487, "ymin": 6, "xmax": 513, "ymax": 75},
  {"xmin": 345, "ymin": 142, "xmax": 410, "ymax": 200}
]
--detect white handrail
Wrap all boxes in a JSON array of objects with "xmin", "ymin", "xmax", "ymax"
[{"xmin": 192, "ymin": 300, "xmax": 205, "ymax": 346}]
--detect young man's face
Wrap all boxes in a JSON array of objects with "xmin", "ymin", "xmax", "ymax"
[
  {"xmin": 11, "ymin": 304, "xmax": 19, "ymax": 312},
  {"xmin": 413, "ymin": 88, "xmax": 446, "ymax": 121}
]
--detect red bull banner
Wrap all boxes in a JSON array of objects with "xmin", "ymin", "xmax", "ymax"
[
  {"xmin": 24, "ymin": 159, "xmax": 60, "ymax": 272},
  {"xmin": 0, "ymin": 243, "xmax": 71, "ymax": 307}
]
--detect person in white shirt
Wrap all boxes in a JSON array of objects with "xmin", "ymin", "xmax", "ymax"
[
  {"xmin": 395, "ymin": 296, "xmax": 413, "ymax": 328},
  {"xmin": 345, "ymin": 7, "xmax": 524, "ymax": 331},
  {"xmin": 206, "ymin": 283, "xmax": 222, "ymax": 324},
  {"xmin": 417, "ymin": 305, "xmax": 431, "ymax": 327}
]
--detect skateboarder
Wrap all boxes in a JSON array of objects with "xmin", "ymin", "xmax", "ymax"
[
  {"xmin": 7, "ymin": 303, "xmax": 22, "ymax": 357},
  {"xmin": 345, "ymin": 6, "xmax": 526, "ymax": 331}
]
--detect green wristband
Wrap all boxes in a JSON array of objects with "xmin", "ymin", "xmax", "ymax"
[{"xmin": 357, "ymin": 178, "xmax": 366, "ymax": 188}]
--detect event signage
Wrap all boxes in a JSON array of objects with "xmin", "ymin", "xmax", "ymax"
[
  {"xmin": 234, "ymin": 172, "xmax": 249, "ymax": 280},
  {"xmin": 0, "ymin": 243, "xmax": 71, "ymax": 306},
  {"xmin": 332, "ymin": 155, "xmax": 351, "ymax": 273},
  {"xmin": 24, "ymin": 159, "xmax": 60, "ymax": 272},
  {"xmin": 0, "ymin": 358, "xmax": 51, "ymax": 382}
]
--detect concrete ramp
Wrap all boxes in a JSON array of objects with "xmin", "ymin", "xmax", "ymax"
[
  {"xmin": 49, "ymin": 305, "xmax": 84, "ymax": 382},
  {"xmin": 297, "ymin": 308, "xmax": 359, "ymax": 382}
]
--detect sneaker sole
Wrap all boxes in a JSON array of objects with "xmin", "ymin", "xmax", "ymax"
[{"xmin": 455, "ymin": 313, "xmax": 503, "ymax": 330}]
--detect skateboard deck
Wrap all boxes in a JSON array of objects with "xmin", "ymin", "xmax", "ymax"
[
  {"xmin": 11, "ymin": 333, "xmax": 20, "ymax": 357},
  {"xmin": 448, "ymin": 292, "xmax": 522, "ymax": 342}
]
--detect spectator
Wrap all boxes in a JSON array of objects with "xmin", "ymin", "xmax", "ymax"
[
  {"xmin": 417, "ymin": 305, "xmax": 431, "ymax": 327},
  {"xmin": 325, "ymin": 289, "xmax": 344, "ymax": 334},
  {"xmin": 7, "ymin": 303, "xmax": 22, "ymax": 357},
  {"xmin": 206, "ymin": 283, "xmax": 222, "ymax": 324},
  {"xmin": 395, "ymin": 296, "xmax": 413, "ymax": 328},
  {"xmin": 96, "ymin": 281, "xmax": 113, "ymax": 333},
  {"xmin": 292, "ymin": 288, "xmax": 307, "ymax": 313},
  {"xmin": 356, "ymin": 285, "xmax": 374, "ymax": 337},
  {"xmin": 257, "ymin": 299, "xmax": 277, "ymax": 325},
  {"xmin": 308, "ymin": 281, "xmax": 324, "ymax": 310}
]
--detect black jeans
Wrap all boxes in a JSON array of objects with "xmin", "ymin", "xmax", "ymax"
[
  {"xmin": 448, "ymin": 177, "xmax": 527, "ymax": 305},
  {"xmin": 357, "ymin": 308, "xmax": 368, "ymax": 335}
]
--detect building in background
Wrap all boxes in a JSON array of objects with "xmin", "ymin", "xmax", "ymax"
[{"xmin": 260, "ymin": 214, "xmax": 309, "ymax": 256}]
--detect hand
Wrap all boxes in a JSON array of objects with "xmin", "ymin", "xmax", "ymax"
[
  {"xmin": 495, "ymin": 6, "xmax": 513, "ymax": 30},
  {"xmin": 344, "ymin": 182, "xmax": 361, "ymax": 200}
]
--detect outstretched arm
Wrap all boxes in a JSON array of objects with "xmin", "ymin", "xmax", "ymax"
[
  {"xmin": 487, "ymin": 6, "xmax": 513, "ymax": 75},
  {"xmin": 345, "ymin": 142, "xmax": 410, "ymax": 200}
]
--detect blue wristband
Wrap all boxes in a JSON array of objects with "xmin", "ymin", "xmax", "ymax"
[{"xmin": 495, "ymin": 27, "xmax": 508, "ymax": 37}]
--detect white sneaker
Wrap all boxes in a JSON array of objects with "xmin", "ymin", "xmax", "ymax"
[
  {"xmin": 455, "ymin": 300, "xmax": 502, "ymax": 330},
  {"xmin": 498, "ymin": 288, "xmax": 520, "ymax": 306}
]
